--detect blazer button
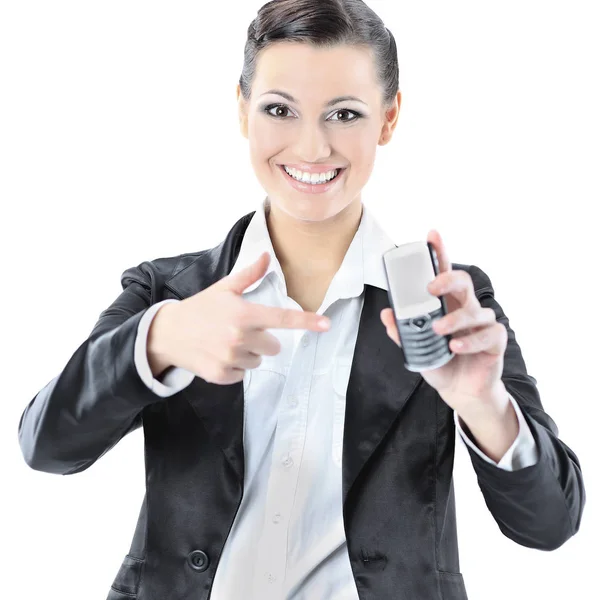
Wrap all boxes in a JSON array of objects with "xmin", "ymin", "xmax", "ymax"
[{"xmin": 187, "ymin": 550, "xmax": 209, "ymax": 572}]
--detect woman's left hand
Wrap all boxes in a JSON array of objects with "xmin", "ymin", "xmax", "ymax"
[{"xmin": 380, "ymin": 229, "xmax": 509, "ymax": 414}]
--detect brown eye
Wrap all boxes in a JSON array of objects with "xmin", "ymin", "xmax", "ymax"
[
  {"xmin": 265, "ymin": 104, "xmax": 292, "ymax": 118},
  {"xmin": 329, "ymin": 109, "xmax": 361, "ymax": 123}
]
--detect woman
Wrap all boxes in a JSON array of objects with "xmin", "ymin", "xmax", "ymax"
[{"xmin": 18, "ymin": 1, "xmax": 585, "ymax": 599}]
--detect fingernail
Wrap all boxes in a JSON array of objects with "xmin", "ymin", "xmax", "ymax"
[{"xmin": 319, "ymin": 318, "xmax": 331, "ymax": 329}]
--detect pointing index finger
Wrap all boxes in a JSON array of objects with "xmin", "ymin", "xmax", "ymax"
[{"xmin": 247, "ymin": 303, "xmax": 331, "ymax": 332}]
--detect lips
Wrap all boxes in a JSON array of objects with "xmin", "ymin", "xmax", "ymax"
[{"xmin": 277, "ymin": 163, "xmax": 346, "ymax": 195}]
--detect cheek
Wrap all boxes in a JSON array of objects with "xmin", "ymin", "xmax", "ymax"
[
  {"xmin": 331, "ymin": 126, "xmax": 377, "ymax": 161},
  {"xmin": 249, "ymin": 120, "xmax": 282, "ymax": 160},
  {"xmin": 337, "ymin": 133, "xmax": 376, "ymax": 180}
]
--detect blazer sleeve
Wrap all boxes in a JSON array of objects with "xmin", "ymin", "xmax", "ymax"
[
  {"xmin": 461, "ymin": 264, "xmax": 586, "ymax": 551},
  {"xmin": 454, "ymin": 392, "xmax": 540, "ymax": 470},
  {"xmin": 134, "ymin": 298, "xmax": 195, "ymax": 396},
  {"xmin": 17, "ymin": 260, "xmax": 176, "ymax": 476}
]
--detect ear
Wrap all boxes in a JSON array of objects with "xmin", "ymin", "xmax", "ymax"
[
  {"xmin": 237, "ymin": 84, "xmax": 249, "ymax": 139},
  {"xmin": 379, "ymin": 90, "xmax": 402, "ymax": 146}
]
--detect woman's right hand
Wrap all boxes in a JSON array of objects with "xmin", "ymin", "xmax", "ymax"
[{"xmin": 152, "ymin": 251, "xmax": 331, "ymax": 385}]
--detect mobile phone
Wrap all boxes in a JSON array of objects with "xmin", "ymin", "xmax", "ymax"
[{"xmin": 382, "ymin": 241, "xmax": 455, "ymax": 372}]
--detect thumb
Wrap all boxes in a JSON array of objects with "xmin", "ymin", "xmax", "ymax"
[{"xmin": 219, "ymin": 251, "xmax": 271, "ymax": 295}]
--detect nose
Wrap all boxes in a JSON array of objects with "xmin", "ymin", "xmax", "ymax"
[{"xmin": 293, "ymin": 120, "xmax": 332, "ymax": 164}]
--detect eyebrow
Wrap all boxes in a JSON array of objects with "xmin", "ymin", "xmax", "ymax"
[{"xmin": 259, "ymin": 89, "xmax": 368, "ymax": 107}]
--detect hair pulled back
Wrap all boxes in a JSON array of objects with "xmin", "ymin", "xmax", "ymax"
[{"xmin": 239, "ymin": 0, "xmax": 399, "ymax": 109}]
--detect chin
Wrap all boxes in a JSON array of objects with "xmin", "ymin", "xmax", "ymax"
[{"xmin": 272, "ymin": 195, "xmax": 356, "ymax": 221}]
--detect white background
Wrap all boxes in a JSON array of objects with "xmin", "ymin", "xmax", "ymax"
[{"xmin": 2, "ymin": 1, "xmax": 598, "ymax": 598}]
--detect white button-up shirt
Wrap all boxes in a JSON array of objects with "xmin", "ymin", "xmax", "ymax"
[{"xmin": 133, "ymin": 198, "xmax": 539, "ymax": 599}]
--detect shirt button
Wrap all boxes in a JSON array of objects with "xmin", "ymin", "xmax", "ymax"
[
  {"xmin": 282, "ymin": 454, "xmax": 293, "ymax": 468},
  {"xmin": 302, "ymin": 334, "xmax": 310, "ymax": 347},
  {"xmin": 288, "ymin": 395, "xmax": 298, "ymax": 408},
  {"xmin": 272, "ymin": 512, "xmax": 282, "ymax": 524},
  {"xmin": 266, "ymin": 572, "xmax": 277, "ymax": 583}
]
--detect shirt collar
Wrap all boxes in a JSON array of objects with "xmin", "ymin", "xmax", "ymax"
[{"xmin": 229, "ymin": 196, "xmax": 397, "ymax": 300}]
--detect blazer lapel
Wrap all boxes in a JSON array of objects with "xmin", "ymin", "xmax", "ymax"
[
  {"xmin": 342, "ymin": 283, "xmax": 424, "ymax": 506},
  {"xmin": 163, "ymin": 211, "xmax": 424, "ymax": 506}
]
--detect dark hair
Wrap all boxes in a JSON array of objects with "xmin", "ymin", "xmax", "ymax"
[{"xmin": 239, "ymin": 0, "xmax": 399, "ymax": 109}]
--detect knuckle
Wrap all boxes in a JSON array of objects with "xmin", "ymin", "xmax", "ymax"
[
  {"xmin": 214, "ymin": 364, "xmax": 229, "ymax": 382},
  {"xmin": 459, "ymin": 307, "xmax": 471, "ymax": 326},
  {"xmin": 469, "ymin": 293, "xmax": 481, "ymax": 308},
  {"xmin": 478, "ymin": 330, "xmax": 490, "ymax": 344},
  {"xmin": 276, "ymin": 309, "xmax": 289, "ymax": 330},
  {"xmin": 281, "ymin": 309, "xmax": 292, "ymax": 328},
  {"xmin": 430, "ymin": 273, "xmax": 442, "ymax": 287},
  {"xmin": 451, "ymin": 270, "xmax": 464, "ymax": 287},
  {"xmin": 227, "ymin": 324, "xmax": 244, "ymax": 345},
  {"xmin": 234, "ymin": 301, "xmax": 251, "ymax": 324},
  {"xmin": 223, "ymin": 347, "xmax": 237, "ymax": 365},
  {"xmin": 486, "ymin": 307, "xmax": 497, "ymax": 322},
  {"xmin": 207, "ymin": 363, "xmax": 226, "ymax": 384}
]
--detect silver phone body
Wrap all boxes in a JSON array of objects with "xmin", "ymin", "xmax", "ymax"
[{"xmin": 382, "ymin": 241, "xmax": 455, "ymax": 372}]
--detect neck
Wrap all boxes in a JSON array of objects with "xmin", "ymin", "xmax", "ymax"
[{"xmin": 265, "ymin": 197, "xmax": 363, "ymax": 280}]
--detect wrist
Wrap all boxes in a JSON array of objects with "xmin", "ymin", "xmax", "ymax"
[
  {"xmin": 456, "ymin": 389, "xmax": 520, "ymax": 463},
  {"xmin": 454, "ymin": 381, "xmax": 509, "ymax": 423},
  {"xmin": 147, "ymin": 303, "xmax": 177, "ymax": 377}
]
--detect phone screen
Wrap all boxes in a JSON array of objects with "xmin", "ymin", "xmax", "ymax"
[{"xmin": 383, "ymin": 243, "xmax": 441, "ymax": 320}]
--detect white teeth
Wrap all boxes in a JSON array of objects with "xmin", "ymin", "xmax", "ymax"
[{"xmin": 283, "ymin": 165, "xmax": 339, "ymax": 184}]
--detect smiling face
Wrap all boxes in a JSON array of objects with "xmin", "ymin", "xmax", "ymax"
[{"xmin": 237, "ymin": 42, "xmax": 401, "ymax": 222}]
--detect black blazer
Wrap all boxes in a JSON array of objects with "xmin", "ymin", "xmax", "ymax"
[{"xmin": 18, "ymin": 210, "xmax": 586, "ymax": 600}]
